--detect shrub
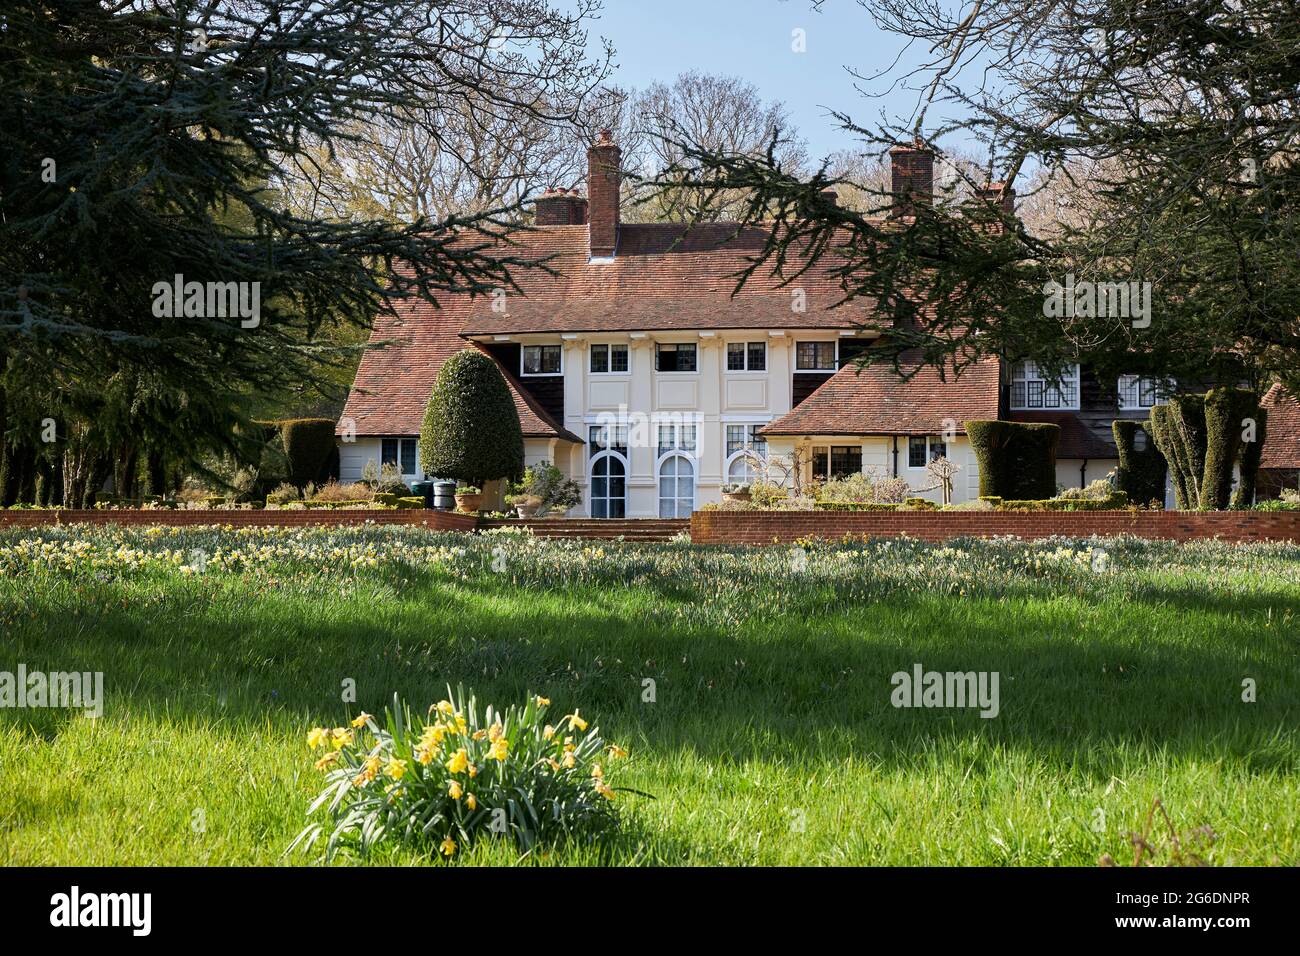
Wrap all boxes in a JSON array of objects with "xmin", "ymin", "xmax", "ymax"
[
  {"xmin": 818, "ymin": 471, "xmax": 912, "ymax": 504},
  {"xmin": 1232, "ymin": 405, "xmax": 1267, "ymax": 509},
  {"xmin": 419, "ymin": 350, "xmax": 524, "ymax": 486},
  {"xmin": 1150, "ymin": 396, "xmax": 1206, "ymax": 508},
  {"xmin": 720, "ymin": 483, "xmax": 750, "ymax": 495},
  {"xmin": 943, "ymin": 498, "xmax": 994, "ymax": 511},
  {"xmin": 814, "ymin": 501, "xmax": 901, "ymax": 512},
  {"xmin": 1113, "ymin": 420, "xmax": 1167, "ymax": 506},
  {"xmin": 902, "ymin": 497, "xmax": 939, "ymax": 511},
  {"xmin": 377, "ymin": 462, "xmax": 411, "ymax": 498},
  {"xmin": 1204, "ymin": 387, "xmax": 1260, "ymax": 509},
  {"xmin": 1057, "ymin": 477, "xmax": 1115, "ymax": 501},
  {"xmin": 279, "ymin": 418, "xmax": 337, "ymax": 489},
  {"xmin": 309, "ymin": 481, "xmax": 374, "ymax": 503},
  {"xmin": 517, "ymin": 461, "xmax": 580, "ymax": 516},
  {"xmin": 291, "ymin": 690, "xmax": 629, "ymax": 861},
  {"xmin": 266, "ymin": 482, "xmax": 301, "ymax": 506},
  {"xmin": 999, "ymin": 491, "xmax": 1131, "ymax": 511},
  {"xmin": 965, "ymin": 420, "xmax": 1059, "ymax": 499}
]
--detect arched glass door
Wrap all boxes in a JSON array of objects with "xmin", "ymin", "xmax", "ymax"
[
  {"xmin": 658, "ymin": 455, "xmax": 695, "ymax": 518},
  {"xmin": 590, "ymin": 453, "xmax": 626, "ymax": 518}
]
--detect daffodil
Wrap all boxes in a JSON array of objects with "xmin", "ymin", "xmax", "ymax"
[
  {"xmin": 448, "ymin": 779, "xmax": 463, "ymax": 800},
  {"xmin": 385, "ymin": 758, "xmax": 408, "ymax": 780},
  {"xmin": 542, "ymin": 724, "xmax": 556, "ymax": 740},
  {"xmin": 562, "ymin": 751, "xmax": 576, "ymax": 769},
  {"xmin": 307, "ymin": 727, "xmax": 330, "ymax": 750},
  {"xmin": 314, "ymin": 751, "xmax": 340, "ymax": 771},
  {"xmin": 440, "ymin": 836, "xmax": 457, "ymax": 857},
  {"xmin": 445, "ymin": 748, "xmax": 469, "ymax": 775},
  {"xmin": 436, "ymin": 700, "xmax": 454, "ymax": 716},
  {"xmin": 534, "ymin": 696, "xmax": 550, "ymax": 707},
  {"xmin": 488, "ymin": 738, "xmax": 508, "ymax": 761},
  {"xmin": 350, "ymin": 712, "xmax": 372, "ymax": 728},
  {"xmin": 331, "ymin": 728, "xmax": 354, "ymax": 750},
  {"xmin": 607, "ymin": 743, "xmax": 628, "ymax": 759},
  {"xmin": 567, "ymin": 710, "xmax": 588, "ymax": 731},
  {"xmin": 487, "ymin": 722, "xmax": 504, "ymax": 742},
  {"xmin": 466, "ymin": 793, "xmax": 477, "ymax": 810},
  {"xmin": 594, "ymin": 781, "xmax": 616, "ymax": 800},
  {"xmin": 591, "ymin": 763, "xmax": 604, "ymax": 780}
]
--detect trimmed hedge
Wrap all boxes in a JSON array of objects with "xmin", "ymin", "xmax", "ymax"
[
  {"xmin": 1150, "ymin": 390, "xmax": 1264, "ymax": 510},
  {"xmin": 965, "ymin": 420, "xmax": 1059, "ymax": 499},
  {"xmin": 1150, "ymin": 396, "xmax": 1206, "ymax": 508},
  {"xmin": 1112, "ymin": 420, "xmax": 1167, "ymax": 506},
  {"xmin": 999, "ymin": 491, "xmax": 1131, "ymax": 511},
  {"xmin": 419, "ymin": 350, "xmax": 524, "ymax": 485},
  {"xmin": 278, "ymin": 418, "xmax": 337, "ymax": 489},
  {"xmin": 1203, "ymin": 387, "xmax": 1258, "ymax": 509},
  {"xmin": 395, "ymin": 496, "xmax": 426, "ymax": 509}
]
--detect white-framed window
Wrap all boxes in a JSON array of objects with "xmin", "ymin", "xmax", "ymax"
[
  {"xmin": 795, "ymin": 341, "xmax": 837, "ymax": 371},
  {"xmin": 657, "ymin": 454, "xmax": 695, "ymax": 518},
  {"xmin": 726, "ymin": 341, "xmax": 767, "ymax": 372},
  {"xmin": 907, "ymin": 435, "xmax": 947, "ymax": 469},
  {"xmin": 521, "ymin": 344, "xmax": 562, "ymax": 376},
  {"xmin": 656, "ymin": 422, "xmax": 698, "ymax": 457},
  {"xmin": 588, "ymin": 424, "xmax": 628, "ymax": 458},
  {"xmin": 1117, "ymin": 374, "xmax": 1172, "ymax": 410},
  {"xmin": 811, "ymin": 445, "xmax": 862, "ymax": 480},
  {"xmin": 381, "ymin": 438, "xmax": 419, "ymax": 476},
  {"xmin": 1010, "ymin": 360, "xmax": 1080, "ymax": 410},
  {"xmin": 725, "ymin": 424, "xmax": 769, "ymax": 483},
  {"xmin": 590, "ymin": 343, "xmax": 629, "ymax": 374},
  {"xmin": 589, "ymin": 451, "xmax": 627, "ymax": 519},
  {"xmin": 655, "ymin": 342, "xmax": 697, "ymax": 373}
]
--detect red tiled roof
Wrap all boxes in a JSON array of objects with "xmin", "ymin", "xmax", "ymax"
[
  {"xmin": 1007, "ymin": 410, "xmax": 1116, "ymax": 459},
  {"xmin": 336, "ymin": 293, "xmax": 579, "ymax": 441},
  {"xmin": 457, "ymin": 224, "xmax": 876, "ymax": 336},
  {"xmin": 1261, "ymin": 384, "xmax": 1300, "ymax": 468},
  {"xmin": 760, "ymin": 354, "xmax": 1001, "ymax": 436}
]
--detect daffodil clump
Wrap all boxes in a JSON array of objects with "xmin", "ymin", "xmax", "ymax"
[{"xmin": 291, "ymin": 688, "xmax": 629, "ymax": 861}]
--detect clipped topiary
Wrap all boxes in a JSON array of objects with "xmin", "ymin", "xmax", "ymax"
[
  {"xmin": 419, "ymin": 350, "xmax": 524, "ymax": 485},
  {"xmin": 1204, "ymin": 387, "xmax": 1261, "ymax": 510},
  {"xmin": 1233, "ymin": 406, "xmax": 1267, "ymax": 508},
  {"xmin": 277, "ymin": 418, "xmax": 336, "ymax": 489},
  {"xmin": 1112, "ymin": 420, "xmax": 1167, "ymax": 506},
  {"xmin": 965, "ymin": 420, "xmax": 1059, "ymax": 500}
]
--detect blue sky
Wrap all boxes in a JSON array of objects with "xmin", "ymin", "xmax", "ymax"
[{"xmin": 579, "ymin": 0, "xmax": 945, "ymax": 163}]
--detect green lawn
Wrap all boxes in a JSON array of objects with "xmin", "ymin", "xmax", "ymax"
[{"xmin": 1, "ymin": 525, "xmax": 1297, "ymax": 865}]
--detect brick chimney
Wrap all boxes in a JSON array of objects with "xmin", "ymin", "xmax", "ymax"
[
  {"xmin": 974, "ymin": 182, "xmax": 1015, "ymax": 217},
  {"xmin": 889, "ymin": 139, "xmax": 934, "ymax": 218},
  {"xmin": 587, "ymin": 129, "xmax": 621, "ymax": 258},
  {"xmin": 534, "ymin": 188, "xmax": 589, "ymax": 225}
]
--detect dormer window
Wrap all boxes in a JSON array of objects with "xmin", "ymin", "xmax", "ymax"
[
  {"xmin": 521, "ymin": 344, "xmax": 562, "ymax": 376},
  {"xmin": 1117, "ymin": 374, "xmax": 1172, "ymax": 410},
  {"xmin": 1010, "ymin": 361, "xmax": 1079, "ymax": 410}
]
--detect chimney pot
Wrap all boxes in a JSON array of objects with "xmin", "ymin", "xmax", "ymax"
[{"xmin": 889, "ymin": 140, "xmax": 934, "ymax": 218}]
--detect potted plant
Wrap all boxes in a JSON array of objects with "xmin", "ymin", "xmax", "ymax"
[
  {"xmin": 454, "ymin": 485, "xmax": 483, "ymax": 512},
  {"xmin": 721, "ymin": 482, "xmax": 752, "ymax": 503},
  {"xmin": 513, "ymin": 494, "xmax": 544, "ymax": 518}
]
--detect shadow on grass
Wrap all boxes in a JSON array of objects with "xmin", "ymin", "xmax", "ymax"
[{"xmin": 2, "ymin": 568, "xmax": 1298, "ymax": 784}]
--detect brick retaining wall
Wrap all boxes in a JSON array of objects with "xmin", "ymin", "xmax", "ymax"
[
  {"xmin": 0, "ymin": 509, "xmax": 479, "ymax": 532},
  {"xmin": 689, "ymin": 509, "xmax": 1300, "ymax": 545}
]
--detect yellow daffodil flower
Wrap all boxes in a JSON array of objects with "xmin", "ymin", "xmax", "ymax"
[
  {"xmin": 448, "ymin": 780, "xmax": 463, "ymax": 800},
  {"xmin": 331, "ymin": 728, "xmax": 354, "ymax": 750},
  {"xmin": 567, "ymin": 710, "xmax": 588, "ymax": 731},
  {"xmin": 542, "ymin": 724, "xmax": 556, "ymax": 740},
  {"xmin": 385, "ymin": 758, "xmax": 408, "ymax": 780},
  {"xmin": 350, "ymin": 712, "xmax": 372, "ymax": 728},
  {"xmin": 440, "ymin": 836, "xmax": 457, "ymax": 857},
  {"xmin": 607, "ymin": 744, "xmax": 628, "ymax": 759},
  {"xmin": 446, "ymin": 748, "xmax": 469, "ymax": 775},
  {"xmin": 534, "ymin": 696, "xmax": 550, "ymax": 707},
  {"xmin": 314, "ymin": 752, "xmax": 340, "ymax": 771},
  {"xmin": 307, "ymin": 727, "xmax": 330, "ymax": 750},
  {"xmin": 466, "ymin": 793, "xmax": 477, "ymax": 810},
  {"xmin": 488, "ymin": 738, "xmax": 508, "ymax": 761}
]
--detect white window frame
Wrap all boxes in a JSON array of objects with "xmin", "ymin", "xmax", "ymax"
[
  {"xmin": 725, "ymin": 340, "xmax": 768, "ymax": 373},
  {"xmin": 656, "ymin": 451, "xmax": 697, "ymax": 518},
  {"xmin": 1010, "ymin": 361, "xmax": 1080, "ymax": 411},
  {"xmin": 1117, "ymin": 373, "xmax": 1172, "ymax": 411},
  {"xmin": 588, "ymin": 449, "xmax": 629, "ymax": 519},
  {"xmin": 589, "ymin": 342, "xmax": 630, "ymax": 376},
  {"xmin": 654, "ymin": 342, "xmax": 699, "ymax": 374},
  {"xmin": 795, "ymin": 340, "xmax": 838, "ymax": 371},
  {"xmin": 655, "ymin": 421, "xmax": 698, "ymax": 458},
  {"xmin": 520, "ymin": 343, "xmax": 563, "ymax": 377},
  {"xmin": 906, "ymin": 435, "xmax": 947, "ymax": 471},
  {"xmin": 381, "ymin": 437, "xmax": 420, "ymax": 478}
]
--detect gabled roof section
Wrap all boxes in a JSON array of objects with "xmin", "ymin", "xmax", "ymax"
[
  {"xmin": 1007, "ymin": 410, "xmax": 1116, "ymax": 459},
  {"xmin": 336, "ymin": 292, "xmax": 579, "ymax": 441},
  {"xmin": 457, "ymin": 223, "xmax": 876, "ymax": 336},
  {"xmin": 760, "ymin": 352, "xmax": 1001, "ymax": 437},
  {"xmin": 1261, "ymin": 384, "xmax": 1300, "ymax": 469}
]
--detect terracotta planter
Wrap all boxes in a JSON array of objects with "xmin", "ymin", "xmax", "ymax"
[
  {"xmin": 722, "ymin": 491, "xmax": 752, "ymax": 503},
  {"xmin": 514, "ymin": 496, "xmax": 543, "ymax": 518},
  {"xmin": 454, "ymin": 493, "xmax": 483, "ymax": 513}
]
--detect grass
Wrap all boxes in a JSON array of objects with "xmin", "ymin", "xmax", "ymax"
[{"xmin": 0, "ymin": 525, "xmax": 1297, "ymax": 865}]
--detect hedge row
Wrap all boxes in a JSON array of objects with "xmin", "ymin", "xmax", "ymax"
[{"xmin": 1112, "ymin": 420, "xmax": 1167, "ymax": 506}]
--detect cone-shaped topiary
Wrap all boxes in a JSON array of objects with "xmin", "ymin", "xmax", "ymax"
[{"xmin": 419, "ymin": 349, "xmax": 524, "ymax": 485}]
